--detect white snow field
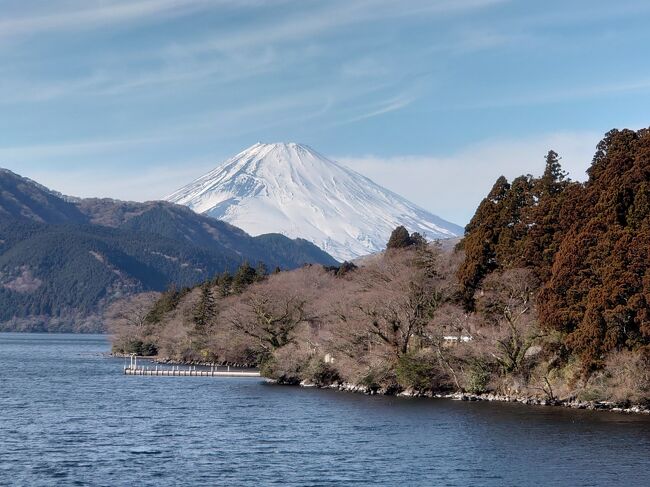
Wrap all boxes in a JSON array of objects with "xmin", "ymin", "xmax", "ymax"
[{"xmin": 166, "ymin": 142, "xmax": 463, "ymax": 261}]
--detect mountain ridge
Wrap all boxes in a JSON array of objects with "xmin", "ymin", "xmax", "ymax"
[
  {"xmin": 166, "ymin": 142, "xmax": 463, "ymax": 261},
  {"xmin": 0, "ymin": 169, "xmax": 337, "ymax": 331}
]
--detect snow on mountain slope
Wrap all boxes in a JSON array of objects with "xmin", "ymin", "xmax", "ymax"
[{"xmin": 165, "ymin": 142, "xmax": 463, "ymax": 261}]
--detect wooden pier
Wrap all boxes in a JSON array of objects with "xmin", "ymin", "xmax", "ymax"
[
  {"xmin": 123, "ymin": 355, "xmax": 260, "ymax": 377},
  {"xmin": 124, "ymin": 367, "xmax": 260, "ymax": 377}
]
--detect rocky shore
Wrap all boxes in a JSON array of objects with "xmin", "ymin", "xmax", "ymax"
[
  {"xmin": 113, "ymin": 353, "xmax": 648, "ymax": 415},
  {"xmin": 295, "ymin": 380, "xmax": 650, "ymax": 415}
]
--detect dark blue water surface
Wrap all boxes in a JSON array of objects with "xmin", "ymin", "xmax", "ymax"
[{"xmin": 1, "ymin": 333, "xmax": 649, "ymax": 486}]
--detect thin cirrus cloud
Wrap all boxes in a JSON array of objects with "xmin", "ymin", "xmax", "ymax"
[
  {"xmin": 333, "ymin": 93, "xmax": 419, "ymax": 126},
  {"xmin": 338, "ymin": 130, "xmax": 603, "ymax": 225},
  {"xmin": 1, "ymin": 1, "xmax": 478, "ymax": 103},
  {"xmin": 27, "ymin": 161, "xmax": 219, "ymax": 203},
  {"xmin": 0, "ymin": 0, "xmax": 217, "ymax": 39},
  {"xmin": 1, "ymin": 0, "xmax": 648, "ymax": 225},
  {"xmin": 459, "ymin": 78, "xmax": 650, "ymax": 110},
  {"xmin": 0, "ymin": 86, "xmax": 342, "ymax": 163},
  {"xmin": 164, "ymin": 0, "xmax": 507, "ymax": 55},
  {"xmin": 0, "ymin": 0, "xmax": 510, "ymax": 110},
  {"xmin": 0, "ymin": 0, "xmax": 505, "ymax": 41},
  {"xmin": 0, "ymin": 45, "xmax": 286, "ymax": 103}
]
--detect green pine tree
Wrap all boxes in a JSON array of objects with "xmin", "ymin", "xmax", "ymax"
[
  {"xmin": 193, "ymin": 283, "xmax": 217, "ymax": 332},
  {"xmin": 217, "ymin": 271, "xmax": 233, "ymax": 297},
  {"xmin": 232, "ymin": 261, "xmax": 257, "ymax": 294}
]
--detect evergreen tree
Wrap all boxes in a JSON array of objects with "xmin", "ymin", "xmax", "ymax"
[
  {"xmin": 255, "ymin": 261, "xmax": 268, "ymax": 282},
  {"xmin": 494, "ymin": 174, "xmax": 535, "ymax": 266},
  {"xmin": 540, "ymin": 150, "xmax": 568, "ymax": 196},
  {"xmin": 146, "ymin": 285, "xmax": 189, "ymax": 324},
  {"xmin": 459, "ymin": 129, "xmax": 650, "ymax": 371},
  {"xmin": 232, "ymin": 261, "xmax": 257, "ymax": 294},
  {"xmin": 456, "ymin": 176, "xmax": 511, "ymax": 307},
  {"xmin": 539, "ymin": 128, "xmax": 650, "ymax": 370},
  {"xmin": 386, "ymin": 226, "xmax": 412, "ymax": 249},
  {"xmin": 217, "ymin": 271, "xmax": 233, "ymax": 297},
  {"xmin": 193, "ymin": 283, "xmax": 217, "ymax": 332},
  {"xmin": 409, "ymin": 232, "xmax": 427, "ymax": 248},
  {"xmin": 519, "ymin": 152, "xmax": 573, "ymax": 279}
]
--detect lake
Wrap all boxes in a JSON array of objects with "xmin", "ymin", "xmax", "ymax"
[{"xmin": 1, "ymin": 333, "xmax": 648, "ymax": 486}]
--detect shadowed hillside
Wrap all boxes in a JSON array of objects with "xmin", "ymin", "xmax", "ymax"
[{"xmin": 0, "ymin": 170, "xmax": 337, "ymax": 332}]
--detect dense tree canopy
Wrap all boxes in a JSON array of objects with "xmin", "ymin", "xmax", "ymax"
[{"xmin": 458, "ymin": 128, "xmax": 650, "ymax": 371}]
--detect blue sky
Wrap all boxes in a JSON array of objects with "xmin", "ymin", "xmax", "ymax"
[{"xmin": 1, "ymin": 0, "xmax": 649, "ymax": 224}]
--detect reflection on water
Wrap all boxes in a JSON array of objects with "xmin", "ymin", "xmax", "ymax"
[{"xmin": 1, "ymin": 333, "xmax": 649, "ymax": 486}]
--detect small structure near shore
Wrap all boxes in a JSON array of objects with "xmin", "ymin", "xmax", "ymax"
[{"xmin": 124, "ymin": 355, "xmax": 260, "ymax": 377}]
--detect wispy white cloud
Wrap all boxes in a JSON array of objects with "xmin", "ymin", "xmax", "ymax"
[
  {"xmin": 0, "ymin": 0, "xmax": 507, "ymax": 43},
  {"xmin": 0, "ymin": 134, "xmax": 168, "ymax": 161},
  {"xmin": 0, "ymin": 86, "xmax": 338, "ymax": 162},
  {"xmin": 0, "ymin": 0, "xmax": 512, "ymax": 109},
  {"xmin": 0, "ymin": 43, "xmax": 297, "ymax": 103},
  {"xmin": 334, "ymin": 92, "xmax": 417, "ymax": 125},
  {"xmin": 0, "ymin": 73, "xmax": 110, "ymax": 103},
  {"xmin": 513, "ymin": 0, "xmax": 650, "ymax": 28},
  {"xmin": 158, "ymin": 0, "xmax": 508, "ymax": 58},
  {"xmin": 338, "ymin": 130, "xmax": 603, "ymax": 225},
  {"xmin": 0, "ymin": 0, "xmax": 217, "ymax": 39},
  {"xmin": 461, "ymin": 78, "xmax": 650, "ymax": 110}
]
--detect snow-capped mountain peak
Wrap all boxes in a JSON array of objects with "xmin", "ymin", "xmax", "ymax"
[{"xmin": 165, "ymin": 142, "xmax": 463, "ymax": 261}]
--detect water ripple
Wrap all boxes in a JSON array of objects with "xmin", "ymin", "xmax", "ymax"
[{"xmin": 0, "ymin": 333, "xmax": 649, "ymax": 487}]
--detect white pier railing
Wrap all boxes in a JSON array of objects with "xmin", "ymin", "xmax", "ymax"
[{"xmin": 124, "ymin": 355, "xmax": 260, "ymax": 377}]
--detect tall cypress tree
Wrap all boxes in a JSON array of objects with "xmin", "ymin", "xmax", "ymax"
[
  {"xmin": 217, "ymin": 271, "xmax": 233, "ymax": 297},
  {"xmin": 540, "ymin": 150, "xmax": 568, "ymax": 197},
  {"xmin": 193, "ymin": 283, "xmax": 217, "ymax": 332},
  {"xmin": 457, "ymin": 176, "xmax": 511, "ymax": 308}
]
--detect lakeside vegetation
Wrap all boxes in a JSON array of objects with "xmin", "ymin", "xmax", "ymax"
[
  {"xmin": 110, "ymin": 128, "xmax": 649, "ymax": 406},
  {"xmin": 0, "ymin": 170, "xmax": 336, "ymax": 332}
]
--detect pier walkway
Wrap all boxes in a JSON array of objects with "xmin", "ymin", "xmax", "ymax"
[{"xmin": 123, "ymin": 355, "xmax": 260, "ymax": 377}]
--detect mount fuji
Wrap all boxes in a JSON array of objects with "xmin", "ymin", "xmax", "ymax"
[{"xmin": 165, "ymin": 143, "xmax": 463, "ymax": 261}]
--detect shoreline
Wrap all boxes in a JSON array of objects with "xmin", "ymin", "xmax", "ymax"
[
  {"xmin": 112, "ymin": 354, "xmax": 649, "ymax": 415},
  {"xmin": 293, "ymin": 380, "xmax": 650, "ymax": 415}
]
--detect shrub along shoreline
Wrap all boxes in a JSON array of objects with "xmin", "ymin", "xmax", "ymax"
[{"xmin": 112, "ymin": 352, "xmax": 649, "ymax": 414}]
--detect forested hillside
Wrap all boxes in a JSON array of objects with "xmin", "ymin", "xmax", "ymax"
[
  {"xmin": 110, "ymin": 128, "xmax": 649, "ymax": 406},
  {"xmin": 0, "ymin": 170, "xmax": 337, "ymax": 332},
  {"xmin": 0, "ymin": 169, "xmax": 86, "ymax": 223},
  {"xmin": 458, "ymin": 128, "xmax": 649, "ymax": 372}
]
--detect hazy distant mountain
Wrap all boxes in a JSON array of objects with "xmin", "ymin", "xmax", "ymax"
[
  {"xmin": 166, "ymin": 142, "xmax": 463, "ymax": 261},
  {"xmin": 0, "ymin": 169, "xmax": 336, "ymax": 332}
]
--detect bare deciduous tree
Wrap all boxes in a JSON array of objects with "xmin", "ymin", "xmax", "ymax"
[
  {"xmin": 332, "ymin": 247, "xmax": 445, "ymax": 362},
  {"xmin": 105, "ymin": 292, "xmax": 159, "ymax": 336},
  {"xmin": 224, "ymin": 268, "xmax": 323, "ymax": 352},
  {"xmin": 475, "ymin": 269, "xmax": 540, "ymax": 374}
]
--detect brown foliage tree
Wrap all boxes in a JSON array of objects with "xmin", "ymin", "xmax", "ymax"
[
  {"xmin": 224, "ymin": 268, "xmax": 324, "ymax": 353},
  {"xmin": 334, "ymin": 246, "xmax": 445, "ymax": 363},
  {"xmin": 539, "ymin": 129, "xmax": 650, "ymax": 370}
]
